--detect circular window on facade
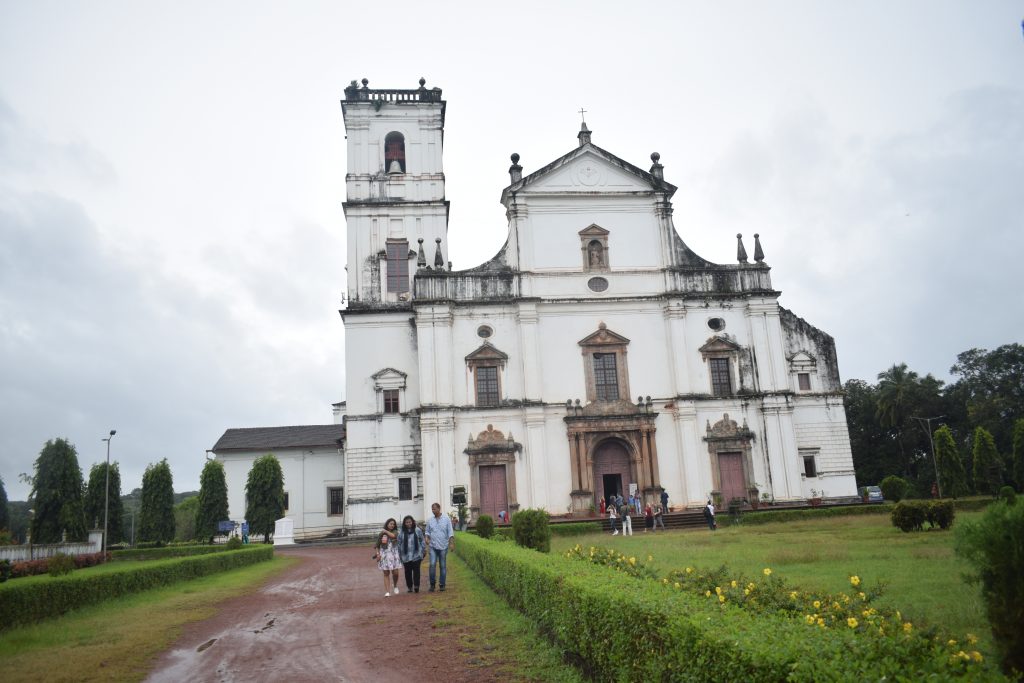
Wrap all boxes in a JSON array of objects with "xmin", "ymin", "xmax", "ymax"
[
  {"xmin": 588, "ymin": 276, "xmax": 609, "ymax": 292},
  {"xmin": 477, "ymin": 325, "xmax": 493, "ymax": 339},
  {"xmin": 708, "ymin": 317, "xmax": 726, "ymax": 332}
]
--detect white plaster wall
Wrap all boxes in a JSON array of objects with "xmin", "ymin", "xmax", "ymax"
[
  {"xmin": 344, "ymin": 312, "xmax": 419, "ymax": 416},
  {"xmin": 216, "ymin": 447, "xmax": 344, "ymax": 537}
]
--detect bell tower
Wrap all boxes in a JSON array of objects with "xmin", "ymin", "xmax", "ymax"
[{"xmin": 341, "ymin": 77, "xmax": 449, "ymax": 306}]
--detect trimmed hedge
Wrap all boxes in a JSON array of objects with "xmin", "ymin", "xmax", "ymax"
[
  {"xmin": 488, "ymin": 521, "xmax": 601, "ymax": 539},
  {"xmin": 891, "ymin": 500, "xmax": 956, "ymax": 532},
  {"xmin": 456, "ymin": 534, "xmax": 1004, "ymax": 681},
  {"xmin": 740, "ymin": 504, "xmax": 893, "ymax": 526},
  {"xmin": 0, "ymin": 545, "xmax": 273, "ymax": 631},
  {"xmin": 9, "ymin": 552, "xmax": 108, "ymax": 579},
  {"xmin": 111, "ymin": 544, "xmax": 229, "ymax": 561}
]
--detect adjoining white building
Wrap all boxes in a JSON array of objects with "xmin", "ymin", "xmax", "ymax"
[{"xmin": 213, "ymin": 78, "xmax": 856, "ymax": 539}]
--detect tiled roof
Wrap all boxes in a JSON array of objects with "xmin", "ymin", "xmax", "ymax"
[{"xmin": 212, "ymin": 424, "xmax": 346, "ymax": 452}]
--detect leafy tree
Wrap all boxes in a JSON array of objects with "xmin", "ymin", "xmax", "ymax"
[
  {"xmin": 174, "ymin": 496, "xmax": 199, "ymax": 542},
  {"xmin": 139, "ymin": 459, "xmax": 175, "ymax": 543},
  {"xmin": 933, "ymin": 425, "xmax": 968, "ymax": 498},
  {"xmin": 844, "ymin": 379, "xmax": 893, "ymax": 486},
  {"xmin": 1011, "ymin": 418, "xmax": 1024, "ymax": 491},
  {"xmin": 0, "ymin": 475, "xmax": 9, "ymax": 532},
  {"xmin": 29, "ymin": 438, "xmax": 87, "ymax": 543},
  {"xmin": 971, "ymin": 427, "xmax": 1004, "ymax": 495},
  {"xmin": 245, "ymin": 454, "xmax": 284, "ymax": 543},
  {"xmin": 195, "ymin": 459, "xmax": 229, "ymax": 543},
  {"xmin": 951, "ymin": 344, "xmax": 1024, "ymax": 454},
  {"xmin": 83, "ymin": 462, "xmax": 123, "ymax": 543}
]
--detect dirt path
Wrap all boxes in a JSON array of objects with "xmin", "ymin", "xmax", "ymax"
[{"xmin": 146, "ymin": 546, "xmax": 501, "ymax": 683}]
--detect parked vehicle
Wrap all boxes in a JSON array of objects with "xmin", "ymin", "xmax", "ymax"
[{"xmin": 865, "ymin": 486, "xmax": 884, "ymax": 502}]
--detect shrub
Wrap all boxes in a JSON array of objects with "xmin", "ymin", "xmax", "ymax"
[
  {"xmin": 111, "ymin": 545, "xmax": 227, "ymax": 562},
  {"xmin": 511, "ymin": 508, "xmax": 551, "ymax": 553},
  {"xmin": 135, "ymin": 540, "xmax": 166, "ymax": 550},
  {"xmin": 998, "ymin": 486, "xmax": 1016, "ymax": 505},
  {"xmin": 743, "ymin": 504, "xmax": 892, "ymax": 526},
  {"xmin": 891, "ymin": 501, "xmax": 926, "ymax": 532},
  {"xmin": 9, "ymin": 552, "xmax": 109, "ymax": 579},
  {"xmin": 225, "ymin": 536, "xmax": 243, "ymax": 550},
  {"xmin": 457, "ymin": 535, "xmax": 999, "ymax": 681},
  {"xmin": 0, "ymin": 545, "xmax": 273, "ymax": 631},
  {"xmin": 0, "ymin": 559, "xmax": 10, "ymax": 583},
  {"xmin": 475, "ymin": 514, "xmax": 495, "ymax": 539},
  {"xmin": 880, "ymin": 475, "xmax": 910, "ymax": 503},
  {"xmin": 926, "ymin": 500, "xmax": 956, "ymax": 530},
  {"xmin": 956, "ymin": 499, "xmax": 1024, "ymax": 674},
  {"xmin": 47, "ymin": 553, "xmax": 76, "ymax": 577}
]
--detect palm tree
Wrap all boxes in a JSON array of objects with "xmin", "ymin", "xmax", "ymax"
[{"xmin": 876, "ymin": 363, "xmax": 919, "ymax": 429}]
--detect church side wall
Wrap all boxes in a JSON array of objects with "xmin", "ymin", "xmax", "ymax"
[{"xmin": 792, "ymin": 399, "xmax": 857, "ymax": 497}]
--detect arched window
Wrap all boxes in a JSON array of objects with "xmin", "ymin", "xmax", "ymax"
[{"xmin": 385, "ymin": 132, "xmax": 405, "ymax": 174}]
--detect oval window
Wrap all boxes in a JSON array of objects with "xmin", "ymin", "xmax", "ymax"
[
  {"xmin": 477, "ymin": 325, "xmax": 493, "ymax": 338},
  {"xmin": 588, "ymin": 277, "xmax": 609, "ymax": 292},
  {"xmin": 708, "ymin": 318, "xmax": 726, "ymax": 331}
]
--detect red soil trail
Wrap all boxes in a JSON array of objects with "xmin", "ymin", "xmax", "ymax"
[{"xmin": 145, "ymin": 545, "xmax": 502, "ymax": 683}]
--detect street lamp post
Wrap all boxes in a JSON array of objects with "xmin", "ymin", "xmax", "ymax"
[
  {"xmin": 102, "ymin": 430, "xmax": 116, "ymax": 555},
  {"xmin": 911, "ymin": 416, "xmax": 944, "ymax": 498}
]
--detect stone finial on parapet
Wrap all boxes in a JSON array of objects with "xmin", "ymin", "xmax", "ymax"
[
  {"xmin": 753, "ymin": 233, "xmax": 765, "ymax": 264},
  {"xmin": 736, "ymin": 234, "xmax": 748, "ymax": 263},
  {"xmin": 650, "ymin": 152, "xmax": 664, "ymax": 181},
  {"xmin": 509, "ymin": 153, "xmax": 523, "ymax": 183}
]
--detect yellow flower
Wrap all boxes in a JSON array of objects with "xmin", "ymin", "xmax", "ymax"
[
  {"xmin": 966, "ymin": 633, "xmax": 978, "ymax": 645},
  {"xmin": 859, "ymin": 592, "xmax": 866, "ymax": 600},
  {"xmin": 903, "ymin": 622, "xmax": 913, "ymax": 634},
  {"xmin": 685, "ymin": 566, "xmax": 693, "ymax": 574},
  {"xmin": 817, "ymin": 618, "xmax": 825, "ymax": 627},
  {"xmin": 947, "ymin": 640, "xmax": 957, "ymax": 647},
  {"xmin": 662, "ymin": 578, "xmax": 669, "ymax": 585},
  {"xmin": 813, "ymin": 600, "xmax": 821, "ymax": 609},
  {"xmin": 629, "ymin": 557, "xmax": 636, "ymax": 566},
  {"xmin": 847, "ymin": 618, "xmax": 858, "ymax": 628},
  {"xmin": 718, "ymin": 594, "xmax": 725, "ymax": 603},
  {"xmin": 850, "ymin": 575, "xmax": 861, "ymax": 587},
  {"xmin": 647, "ymin": 555, "xmax": 653, "ymax": 562},
  {"xmin": 743, "ymin": 589, "xmax": 750, "ymax": 596},
  {"xmin": 674, "ymin": 582, "xmax": 681, "ymax": 590},
  {"xmin": 730, "ymin": 580, "xmax": 737, "ymax": 588},
  {"xmin": 763, "ymin": 567, "xmax": 772, "ymax": 576},
  {"xmin": 715, "ymin": 586, "xmax": 722, "ymax": 595},
  {"xmin": 841, "ymin": 594, "xmax": 850, "ymax": 604},
  {"xmin": 805, "ymin": 614, "xmax": 815, "ymax": 624},
  {"xmin": 832, "ymin": 602, "xmax": 841, "ymax": 611},
  {"xmin": 970, "ymin": 651, "xmax": 983, "ymax": 663},
  {"xmin": 705, "ymin": 590, "xmax": 712, "ymax": 597},
  {"xmin": 790, "ymin": 591, "xmax": 798, "ymax": 599}
]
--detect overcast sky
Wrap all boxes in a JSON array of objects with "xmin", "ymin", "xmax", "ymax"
[{"xmin": 1, "ymin": 2, "xmax": 1021, "ymax": 501}]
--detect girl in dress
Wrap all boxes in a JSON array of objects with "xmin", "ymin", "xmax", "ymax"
[{"xmin": 375, "ymin": 518, "xmax": 402, "ymax": 596}]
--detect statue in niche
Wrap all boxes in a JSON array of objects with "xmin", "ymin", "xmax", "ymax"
[{"xmin": 588, "ymin": 240, "xmax": 604, "ymax": 267}]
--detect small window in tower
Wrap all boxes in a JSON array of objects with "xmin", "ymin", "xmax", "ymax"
[
  {"xmin": 398, "ymin": 477, "xmax": 413, "ymax": 501},
  {"xmin": 385, "ymin": 131, "xmax": 406, "ymax": 174},
  {"xmin": 385, "ymin": 240, "xmax": 409, "ymax": 293},
  {"xmin": 798, "ymin": 373, "xmax": 811, "ymax": 391},
  {"xmin": 475, "ymin": 366, "xmax": 500, "ymax": 407},
  {"xmin": 593, "ymin": 353, "xmax": 620, "ymax": 401},
  {"xmin": 383, "ymin": 389, "xmax": 400, "ymax": 414}
]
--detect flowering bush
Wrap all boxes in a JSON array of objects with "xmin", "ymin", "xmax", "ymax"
[
  {"xmin": 565, "ymin": 544, "xmax": 988, "ymax": 673},
  {"xmin": 9, "ymin": 551, "xmax": 109, "ymax": 578}
]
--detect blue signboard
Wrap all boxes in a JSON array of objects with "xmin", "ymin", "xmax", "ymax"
[
  {"xmin": 217, "ymin": 520, "xmax": 235, "ymax": 533},
  {"xmin": 241, "ymin": 522, "xmax": 249, "ymax": 534}
]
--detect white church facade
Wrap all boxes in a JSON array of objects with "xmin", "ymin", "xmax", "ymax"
[{"xmin": 213, "ymin": 78, "xmax": 856, "ymax": 538}]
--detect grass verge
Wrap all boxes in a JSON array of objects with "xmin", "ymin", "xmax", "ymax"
[
  {"xmin": 0, "ymin": 555, "xmax": 297, "ymax": 682},
  {"xmin": 423, "ymin": 552, "xmax": 584, "ymax": 683}
]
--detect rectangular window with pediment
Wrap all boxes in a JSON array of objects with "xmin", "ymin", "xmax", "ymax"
[
  {"xmin": 709, "ymin": 358, "xmax": 733, "ymax": 396},
  {"xmin": 475, "ymin": 366, "xmax": 500, "ymax": 407},
  {"xmin": 593, "ymin": 353, "xmax": 620, "ymax": 401}
]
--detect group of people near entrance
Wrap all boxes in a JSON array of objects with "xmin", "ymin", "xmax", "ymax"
[
  {"xmin": 605, "ymin": 490, "xmax": 670, "ymax": 535},
  {"xmin": 373, "ymin": 502, "xmax": 455, "ymax": 597},
  {"xmin": 605, "ymin": 490, "xmax": 719, "ymax": 534}
]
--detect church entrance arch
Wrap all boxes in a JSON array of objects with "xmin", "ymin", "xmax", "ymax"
[{"xmin": 592, "ymin": 439, "xmax": 632, "ymax": 507}]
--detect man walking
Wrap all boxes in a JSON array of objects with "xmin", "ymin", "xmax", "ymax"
[{"xmin": 425, "ymin": 502, "xmax": 455, "ymax": 592}]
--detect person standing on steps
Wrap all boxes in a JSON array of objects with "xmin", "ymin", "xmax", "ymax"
[
  {"xmin": 397, "ymin": 515, "xmax": 426, "ymax": 593},
  {"xmin": 425, "ymin": 502, "xmax": 455, "ymax": 592},
  {"xmin": 609, "ymin": 502, "xmax": 619, "ymax": 535},
  {"xmin": 618, "ymin": 497, "xmax": 633, "ymax": 536},
  {"xmin": 661, "ymin": 489, "xmax": 669, "ymax": 512}
]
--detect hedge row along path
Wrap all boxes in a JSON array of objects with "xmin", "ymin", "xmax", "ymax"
[{"xmin": 146, "ymin": 545, "xmax": 503, "ymax": 683}]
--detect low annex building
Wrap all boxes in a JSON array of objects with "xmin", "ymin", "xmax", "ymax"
[{"xmin": 212, "ymin": 78, "xmax": 856, "ymax": 539}]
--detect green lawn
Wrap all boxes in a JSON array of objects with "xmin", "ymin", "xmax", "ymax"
[{"xmin": 551, "ymin": 513, "xmax": 992, "ymax": 655}]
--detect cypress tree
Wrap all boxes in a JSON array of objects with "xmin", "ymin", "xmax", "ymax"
[
  {"xmin": 0, "ymin": 475, "xmax": 9, "ymax": 532},
  {"xmin": 29, "ymin": 438, "xmax": 87, "ymax": 543},
  {"xmin": 245, "ymin": 454, "xmax": 285, "ymax": 543},
  {"xmin": 972, "ymin": 427, "xmax": 1003, "ymax": 495},
  {"xmin": 139, "ymin": 459, "xmax": 175, "ymax": 543},
  {"xmin": 195, "ymin": 459, "xmax": 229, "ymax": 543},
  {"xmin": 934, "ymin": 425, "xmax": 968, "ymax": 498},
  {"xmin": 84, "ymin": 462, "xmax": 124, "ymax": 543},
  {"xmin": 1012, "ymin": 418, "xmax": 1024, "ymax": 491}
]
